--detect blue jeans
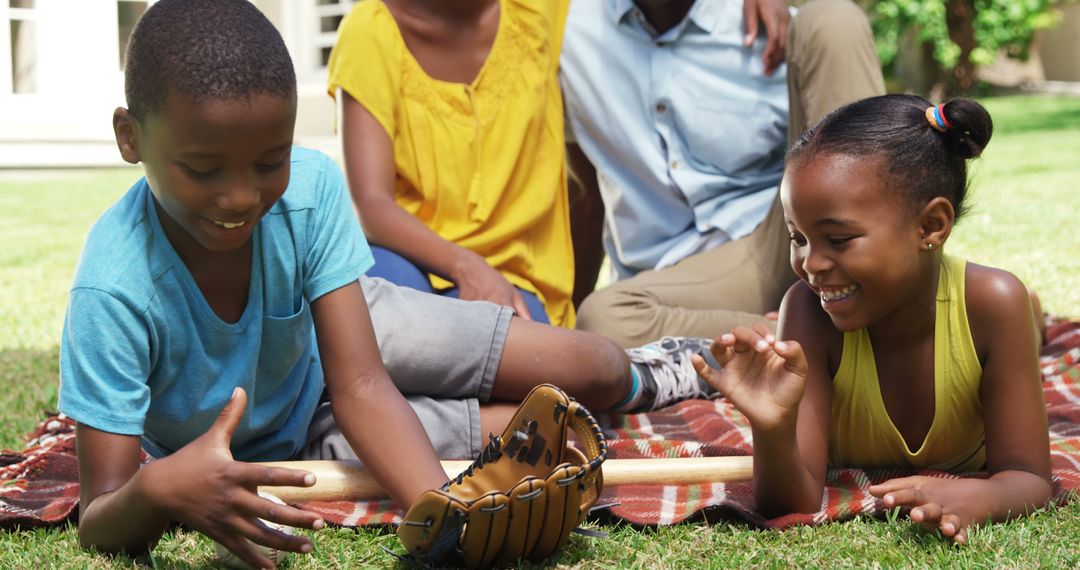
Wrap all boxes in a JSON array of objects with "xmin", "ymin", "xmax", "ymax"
[{"xmin": 367, "ymin": 246, "xmax": 551, "ymax": 325}]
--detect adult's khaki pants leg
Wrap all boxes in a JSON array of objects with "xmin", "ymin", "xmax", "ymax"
[
  {"xmin": 577, "ymin": 190, "xmax": 793, "ymax": 348},
  {"xmin": 575, "ymin": 0, "xmax": 884, "ymax": 348},
  {"xmin": 786, "ymin": 0, "xmax": 885, "ymax": 141}
]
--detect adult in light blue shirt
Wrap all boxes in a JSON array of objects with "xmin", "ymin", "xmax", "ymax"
[
  {"xmin": 561, "ymin": 0, "xmax": 885, "ymax": 347},
  {"xmin": 563, "ymin": 0, "xmax": 788, "ymax": 279}
]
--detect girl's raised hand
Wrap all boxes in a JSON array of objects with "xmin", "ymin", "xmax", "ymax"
[
  {"xmin": 140, "ymin": 388, "xmax": 324, "ymax": 569},
  {"xmin": 692, "ymin": 324, "xmax": 809, "ymax": 432}
]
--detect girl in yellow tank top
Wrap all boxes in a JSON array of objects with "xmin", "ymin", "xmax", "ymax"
[{"xmin": 693, "ymin": 95, "xmax": 1050, "ymax": 544}]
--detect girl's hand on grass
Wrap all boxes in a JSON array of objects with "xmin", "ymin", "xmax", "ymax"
[
  {"xmin": 870, "ymin": 476, "xmax": 984, "ymax": 544},
  {"xmin": 141, "ymin": 388, "xmax": 324, "ymax": 569},
  {"xmin": 692, "ymin": 324, "xmax": 808, "ymax": 433},
  {"xmin": 451, "ymin": 249, "xmax": 533, "ymax": 320}
]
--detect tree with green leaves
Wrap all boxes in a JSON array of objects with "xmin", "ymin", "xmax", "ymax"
[{"xmin": 868, "ymin": 0, "xmax": 1067, "ymax": 97}]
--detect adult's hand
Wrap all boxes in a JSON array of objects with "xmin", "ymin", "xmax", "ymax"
[
  {"xmin": 451, "ymin": 249, "xmax": 533, "ymax": 320},
  {"xmin": 743, "ymin": 0, "xmax": 790, "ymax": 76}
]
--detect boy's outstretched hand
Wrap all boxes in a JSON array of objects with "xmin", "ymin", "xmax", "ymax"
[
  {"xmin": 141, "ymin": 388, "xmax": 324, "ymax": 569},
  {"xmin": 869, "ymin": 476, "xmax": 985, "ymax": 544},
  {"xmin": 692, "ymin": 324, "xmax": 808, "ymax": 432}
]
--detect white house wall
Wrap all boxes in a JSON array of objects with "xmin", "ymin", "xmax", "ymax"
[
  {"xmin": 1, "ymin": 0, "xmax": 122, "ymax": 143},
  {"xmin": 1, "ymin": 0, "xmax": 342, "ymax": 168}
]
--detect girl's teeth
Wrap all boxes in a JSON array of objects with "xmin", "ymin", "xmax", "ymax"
[
  {"xmin": 821, "ymin": 285, "xmax": 858, "ymax": 302},
  {"xmin": 215, "ymin": 220, "xmax": 246, "ymax": 229}
]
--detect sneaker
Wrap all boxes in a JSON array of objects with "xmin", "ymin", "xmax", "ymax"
[{"xmin": 626, "ymin": 336, "xmax": 718, "ymax": 411}]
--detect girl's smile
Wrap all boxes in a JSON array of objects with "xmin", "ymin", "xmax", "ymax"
[
  {"xmin": 815, "ymin": 283, "xmax": 858, "ymax": 302},
  {"xmin": 816, "ymin": 284, "xmax": 860, "ymax": 319}
]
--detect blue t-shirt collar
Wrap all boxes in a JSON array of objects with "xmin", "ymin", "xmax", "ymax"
[{"xmin": 142, "ymin": 179, "xmax": 263, "ymax": 332}]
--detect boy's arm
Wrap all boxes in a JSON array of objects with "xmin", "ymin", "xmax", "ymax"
[
  {"xmin": 870, "ymin": 265, "xmax": 1052, "ymax": 543},
  {"xmin": 310, "ymin": 279, "xmax": 448, "ymax": 507},
  {"xmin": 76, "ymin": 393, "xmax": 323, "ymax": 567},
  {"xmin": 339, "ymin": 92, "xmax": 533, "ymax": 319},
  {"xmin": 76, "ymin": 425, "xmax": 169, "ymax": 551}
]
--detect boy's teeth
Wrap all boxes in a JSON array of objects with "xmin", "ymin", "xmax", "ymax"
[
  {"xmin": 214, "ymin": 220, "xmax": 246, "ymax": 229},
  {"xmin": 820, "ymin": 285, "xmax": 858, "ymax": 301}
]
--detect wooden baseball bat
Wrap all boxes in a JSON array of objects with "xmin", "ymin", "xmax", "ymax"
[{"xmin": 256, "ymin": 456, "xmax": 753, "ymax": 502}]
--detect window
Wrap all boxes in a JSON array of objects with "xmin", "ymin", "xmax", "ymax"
[
  {"xmin": 8, "ymin": 0, "xmax": 36, "ymax": 94},
  {"xmin": 118, "ymin": 1, "xmax": 148, "ymax": 70},
  {"xmin": 314, "ymin": 0, "xmax": 356, "ymax": 67}
]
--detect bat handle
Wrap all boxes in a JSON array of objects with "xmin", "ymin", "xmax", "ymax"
[{"xmin": 257, "ymin": 457, "xmax": 753, "ymax": 502}]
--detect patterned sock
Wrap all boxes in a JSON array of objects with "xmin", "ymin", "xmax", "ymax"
[{"xmin": 611, "ymin": 365, "xmax": 647, "ymax": 412}]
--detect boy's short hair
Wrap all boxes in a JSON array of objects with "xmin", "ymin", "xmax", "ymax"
[{"xmin": 124, "ymin": 0, "xmax": 296, "ymax": 122}]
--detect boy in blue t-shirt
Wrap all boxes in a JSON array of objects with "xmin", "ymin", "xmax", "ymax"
[{"xmin": 60, "ymin": 1, "xmax": 716, "ymax": 566}]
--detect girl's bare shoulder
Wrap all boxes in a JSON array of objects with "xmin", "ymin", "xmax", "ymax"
[
  {"xmin": 964, "ymin": 262, "xmax": 1031, "ymax": 317},
  {"xmin": 964, "ymin": 261, "xmax": 1036, "ymax": 353}
]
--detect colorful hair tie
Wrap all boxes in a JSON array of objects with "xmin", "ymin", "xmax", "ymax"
[{"xmin": 925, "ymin": 104, "xmax": 951, "ymax": 132}]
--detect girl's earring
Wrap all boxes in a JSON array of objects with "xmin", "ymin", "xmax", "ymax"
[{"xmin": 926, "ymin": 243, "xmax": 935, "ymax": 251}]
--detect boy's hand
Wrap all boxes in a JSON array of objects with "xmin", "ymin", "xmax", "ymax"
[
  {"xmin": 141, "ymin": 388, "xmax": 324, "ymax": 569},
  {"xmin": 870, "ymin": 476, "xmax": 986, "ymax": 545},
  {"xmin": 451, "ymin": 249, "xmax": 533, "ymax": 320},
  {"xmin": 692, "ymin": 324, "xmax": 808, "ymax": 432}
]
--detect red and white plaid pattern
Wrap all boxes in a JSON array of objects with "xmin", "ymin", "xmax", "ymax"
[{"xmin": 3, "ymin": 321, "xmax": 1078, "ymax": 530}]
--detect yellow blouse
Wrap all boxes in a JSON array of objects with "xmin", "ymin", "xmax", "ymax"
[
  {"xmin": 327, "ymin": 0, "xmax": 575, "ymax": 326},
  {"xmin": 829, "ymin": 254, "xmax": 985, "ymax": 472}
]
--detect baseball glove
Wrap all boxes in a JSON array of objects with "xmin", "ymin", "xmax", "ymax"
[{"xmin": 397, "ymin": 384, "xmax": 608, "ymax": 568}]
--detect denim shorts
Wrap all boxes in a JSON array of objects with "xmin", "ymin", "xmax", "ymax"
[{"xmin": 302, "ymin": 276, "xmax": 513, "ymax": 461}]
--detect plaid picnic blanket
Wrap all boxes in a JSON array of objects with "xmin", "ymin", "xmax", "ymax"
[{"xmin": 2, "ymin": 320, "xmax": 1078, "ymax": 530}]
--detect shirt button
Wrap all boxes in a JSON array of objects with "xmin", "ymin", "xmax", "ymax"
[
  {"xmin": 656, "ymin": 102, "xmax": 667, "ymax": 113},
  {"xmin": 671, "ymin": 160, "xmax": 679, "ymax": 169}
]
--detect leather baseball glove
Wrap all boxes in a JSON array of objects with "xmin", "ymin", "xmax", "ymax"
[{"xmin": 397, "ymin": 384, "xmax": 608, "ymax": 568}]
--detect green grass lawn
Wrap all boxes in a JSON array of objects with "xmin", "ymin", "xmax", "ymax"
[{"xmin": 1, "ymin": 95, "xmax": 1078, "ymax": 568}]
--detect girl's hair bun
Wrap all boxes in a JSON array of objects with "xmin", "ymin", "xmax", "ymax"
[{"xmin": 938, "ymin": 98, "xmax": 993, "ymax": 159}]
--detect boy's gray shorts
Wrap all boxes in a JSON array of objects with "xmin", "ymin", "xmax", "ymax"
[{"xmin": 302, "ymin": 276, "xmax": 513, "ymax": 462}]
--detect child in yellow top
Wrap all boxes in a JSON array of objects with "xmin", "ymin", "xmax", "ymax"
[
  {"xmin": 694, "ymin": 94, "xmax": 1051, "ymax": 544},
  {"xmin": 327, "ymin": 0, "xmax": 575, "ymax": 326}
]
